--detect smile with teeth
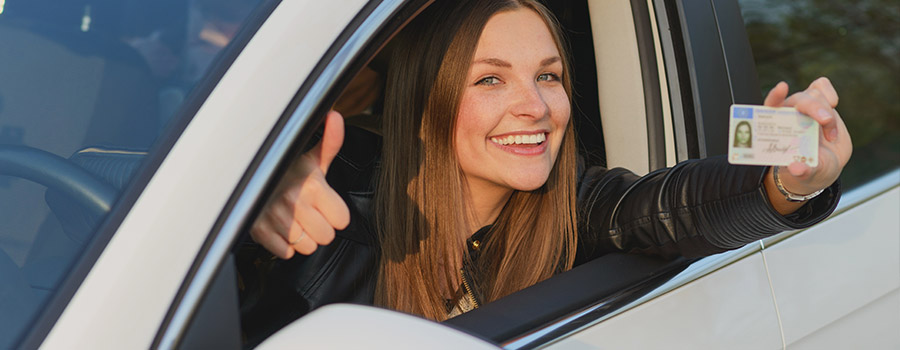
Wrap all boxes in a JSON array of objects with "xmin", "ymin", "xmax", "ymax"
[{"xmin": 490, "ymin": 133, "xmax": 546, "ymax": 146}]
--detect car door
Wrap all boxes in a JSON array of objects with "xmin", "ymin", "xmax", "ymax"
[{"xmin": 737, "ymin": 0, "xmax": 900, "ymax": 348}]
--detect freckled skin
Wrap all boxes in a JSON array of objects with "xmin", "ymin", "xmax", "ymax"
[{"xmin": 455, "ymin": 9, "xmax": 570, "ymax": 223}]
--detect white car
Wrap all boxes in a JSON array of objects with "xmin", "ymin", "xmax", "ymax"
[{"xmin": 0, "ymin": 0, "xmax": 897, "ymax": 349}]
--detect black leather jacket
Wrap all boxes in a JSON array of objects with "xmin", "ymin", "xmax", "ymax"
[{"xmin": 236, "ymin": 126, "xmax": 840, "ymax": 344}]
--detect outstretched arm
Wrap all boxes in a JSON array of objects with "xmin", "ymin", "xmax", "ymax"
[{"xmin": 576, "ymin": 77, "xmax": 850, "ymax": 261}]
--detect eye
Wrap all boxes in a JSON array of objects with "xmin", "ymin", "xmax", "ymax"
[
  {"xmin": 475, "ymin": 76, "xmax": 501, "ymax": 86},
  {"xmin": 537, "ymin": 73, "xmax": 560, "ymax": 82}
]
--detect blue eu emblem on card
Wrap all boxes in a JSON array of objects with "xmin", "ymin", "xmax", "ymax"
[{"xmin": 734, "ymin": 107, "xmax": 753, "ymax": 119}]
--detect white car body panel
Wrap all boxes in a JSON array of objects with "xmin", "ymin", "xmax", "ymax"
[
  {"xmin": 545, "ymin": 252, "xmax": 783, "ymax": 350},
  {"xmin": 257, "ymin": 304, "xmax": 500, "ymax": 350},
  {"xmin": 39, "ymin": 0, "xmax": 367, "ymax": 348},
  {"xmin": 764, "ymin": 185, "xmax": 900, "ymax": 348},
  {"xmin": 789, "ymin": 289, "xmax": 899, "ymax": 350}
]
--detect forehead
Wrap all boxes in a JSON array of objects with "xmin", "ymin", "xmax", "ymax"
[{"xmin": 472, "ymin": 8, "xmax": 560, "ymax": 61}]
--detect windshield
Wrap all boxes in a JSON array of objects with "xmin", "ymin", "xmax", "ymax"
[{"xmin": 0, "ymin": 0, "xmax": 269, "ymax": 347}]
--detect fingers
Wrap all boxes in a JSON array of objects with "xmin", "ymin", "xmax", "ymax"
[
  {"xmin": 251, "ymin": 218, "xmax": 294, "ymax": 259},
  {"xmin": 310, "ymin": 111, "xmax": 345, "ymax": 175},
  {"xmin": 287, "ymin": 221, "xmax": 318, "ymax": 255},
  {"xmin": 784, "ymin": 91, "xmax": 840, "ymax": 143},
  {"xmin": 314, "ymin": 183, "xmax": 351, "ymax": 230},
  {"xmin": 257, "ymin": 170, "xmax": 349, "ymax": 257},
  {"xmin": 290, "ymin": 202, "xmax": 336, "ymax": 253},
  {"xmin": 764, "ymin": 81, "xmax": 789, "ymax": 107},
  {"xmin": 248, "ymin": 110, "xmax": 349, "ymax": 259},
  {"xmin": 805, "ymin": 77, "xmax": 838, "ymax": 108}
]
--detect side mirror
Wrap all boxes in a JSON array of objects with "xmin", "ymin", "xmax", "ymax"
[{"xmin": 256, "ymin": 304, "xmax": 500, "ymax": 349}]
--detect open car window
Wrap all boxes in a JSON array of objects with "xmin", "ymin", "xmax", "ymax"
[
  {"xmin": 163, "ymin": 0, "xmax": 721, "ymax": 348},
  {"xmin": 0, "ymin": 0, "xmax": 275, "ymax": 348}
]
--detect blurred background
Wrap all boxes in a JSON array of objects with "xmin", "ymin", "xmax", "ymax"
[{"xmin": 739, "ymin": 0, "xmax": 900, "ymax": 189}]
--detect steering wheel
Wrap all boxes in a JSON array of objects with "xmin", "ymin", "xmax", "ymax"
[{"xmin": 0, "ymin": 145, "xmax": 116, "ymax": 218}]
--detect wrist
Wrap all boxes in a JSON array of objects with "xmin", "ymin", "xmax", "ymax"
[{"xmin": 773, "ymin": 166, "xmax": 824, "ymax": 202}]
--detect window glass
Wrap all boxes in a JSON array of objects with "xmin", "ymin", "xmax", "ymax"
[
  {"xmin": 738, "ymin": 0, "xmax": 900, "ymax": 189},
  {"xmin": 0, "ymin": 0, "xmax": 266, "ymax": 347}
]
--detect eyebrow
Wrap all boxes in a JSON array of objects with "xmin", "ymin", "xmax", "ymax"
[
  {"xmin": 472, "ymin": 56, "xmax": 562, "ymax": 68},
  {"xmin": 473, "ymin": 58, "xmax": 512, "ymax": 67},
  {"xmin": 540, "ymin": 56, "xmax": 561, "ymax": 67}
]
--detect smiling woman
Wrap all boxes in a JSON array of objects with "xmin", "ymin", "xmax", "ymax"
[
  {"xmin": 242, "ymin": 0, "xmax": 848, "ymax": 343},
  {"xmin": 375, "ymin": 1, "xmax": 578, "ymax": 320}
]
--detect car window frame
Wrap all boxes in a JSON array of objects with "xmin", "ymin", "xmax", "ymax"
[
  {"xmin": 155, "ymin": 0, "xmax": 790, "ymax": 348},
  {"xmin": 11, "ymin": 2, "xmax": 283, "ymax": 348},
  {"xmin": 161, "ymin": 0, "xmax": 728, "ymax": 347}
]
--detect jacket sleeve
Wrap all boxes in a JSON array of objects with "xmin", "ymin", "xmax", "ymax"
[{"xmin": 575, "ymin": 156, "xmax": 841, "ymax": 261}]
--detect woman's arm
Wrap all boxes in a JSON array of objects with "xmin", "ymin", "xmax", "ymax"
[
  {"xmin": 576, "ymin": 78, "xmax": 850, "ymax": 261},
  {"xmin": 576, "ymin": 158, "xmax": 841, "ymax": 261}
]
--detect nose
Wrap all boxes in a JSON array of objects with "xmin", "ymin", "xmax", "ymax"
[{"xmin": 509, "ymin": 82, "xmax": 549, "ymax": 119}]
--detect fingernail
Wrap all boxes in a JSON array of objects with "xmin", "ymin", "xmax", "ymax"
[
  {"xmin": 829, "ymin": 128, "xmax": 838, "ymax": 141},
  {"xmin": 817, "ymin": 109, "xmax": 833, "ymax": 122}
]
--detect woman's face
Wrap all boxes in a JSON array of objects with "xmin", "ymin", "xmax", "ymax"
[
  {"xmin": 736, "ymin": 124, "xmax": 751, "ymax": 146},
  {"xmin": 455, "ymin": 9, "xmax": 570, "ymax": 196}
]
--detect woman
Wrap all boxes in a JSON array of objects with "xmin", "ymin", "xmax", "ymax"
[
  {"xmin": 244, "ymin": 0, "xmax": 851, "ymax": 334},
  {"xmin": 734, "ymin": 121, "xmax": 753, "ymax": 148}
]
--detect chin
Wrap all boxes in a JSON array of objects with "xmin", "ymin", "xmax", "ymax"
[{"xmin": 509, "ymin": 174, "xmax": 551, "ymax": 192}]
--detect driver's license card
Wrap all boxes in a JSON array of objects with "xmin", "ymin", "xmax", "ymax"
[{"xmin": 727, "ymin": 104, "xmax": 819, "ymax": 167}]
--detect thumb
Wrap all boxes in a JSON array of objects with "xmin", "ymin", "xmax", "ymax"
[
  {"xmin": 313, "ymin": 111, "xmax": 345, "ymax": 174},
  {"xmin": 764, "ymin": 81, "xmax": 789, "ymax": 107}
]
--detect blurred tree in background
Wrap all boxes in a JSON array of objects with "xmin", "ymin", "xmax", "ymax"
[{"xmin": 740, "ymin": 0, "xmax": 900, "ymax": 189}]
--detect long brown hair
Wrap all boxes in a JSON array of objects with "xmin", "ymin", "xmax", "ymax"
[{"xmin": 375, "ymin": 0, "xmax": 577, "ymax": 321}]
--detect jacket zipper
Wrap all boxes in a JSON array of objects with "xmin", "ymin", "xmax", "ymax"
[{"xmin": 460, "ymin": 268, "xmax": 479, "ymax": 309}]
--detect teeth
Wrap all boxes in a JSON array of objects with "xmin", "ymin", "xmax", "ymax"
[{"xmin": 491, "ymin": 133, "xmax": 546, "ymax": 145}]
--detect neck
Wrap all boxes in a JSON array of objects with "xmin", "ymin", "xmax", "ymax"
[{"xmin": 462, "ymin": 179, "xmax": 513, "ymax": 236}]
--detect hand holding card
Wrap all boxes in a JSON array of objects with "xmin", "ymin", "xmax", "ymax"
[{"xmin": 756, "ymin": 78, "xmax": 852, "ymax": 209}]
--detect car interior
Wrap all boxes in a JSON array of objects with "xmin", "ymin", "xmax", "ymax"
[{"xmin": 0, "ymin": 1, "xmax": 264, "ymax": 347}]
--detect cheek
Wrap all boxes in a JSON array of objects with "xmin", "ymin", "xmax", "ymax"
[
  {"xmin": 455, "ymin": 90, "xmax": 502, "ymax": 138},
  {"xmin": 454, "ymin": 93, "xmax": 491, "ymax": 160},
  {"xmin": 548, "ymin": 90, "xmax": 571, "ymax": 138}
]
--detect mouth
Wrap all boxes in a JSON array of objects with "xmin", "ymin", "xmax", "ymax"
[{"xmin": 489, "ymin": 131, "xmax": 548, "ymax": 155}]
